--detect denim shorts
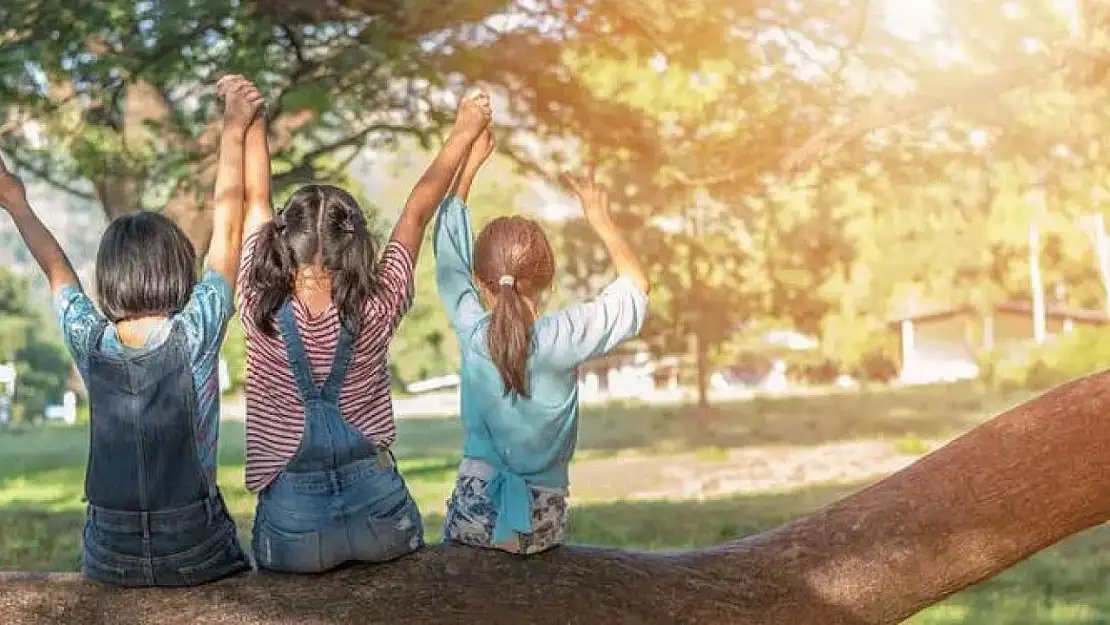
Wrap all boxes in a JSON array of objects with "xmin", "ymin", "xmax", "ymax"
[
  {"xmin": 252, "ymin": 455, "xmax": 424, "ymax": 573},
  {"xmin": 82, "ymin": 494, "xmax": 249, "ymax": 587}
]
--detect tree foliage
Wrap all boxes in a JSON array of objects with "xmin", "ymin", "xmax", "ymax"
[
  {"xmin": 0, "ymin": 269, "xmax": 70, "ymax": 422},
  {"xmin": 8, "ymin": 0, "xmax": 1110, "ymax": 394}
]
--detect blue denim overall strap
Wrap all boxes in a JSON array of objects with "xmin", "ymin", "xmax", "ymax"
[
  {"xmin": 81, "ymin": 318, "xmax": 247, "ymax": 586},
  {"xmin": 84, "ymin": 318, "xmax": 213, "ymax": 509},
  {"xmin": 276, "ymin": 300, "xmax": 376, "ymax": 472},
  {"xmin": 254, "ymin": 302, "xmax": 424, "ymax": 572}
]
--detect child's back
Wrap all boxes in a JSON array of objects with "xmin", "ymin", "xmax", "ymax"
[
  {"xmin": 237, "ymin": 92, "xmax": 493, "ymax": 574},
  {"xmin": 59, "ymin": 228, "xmax": 248, "ymax": 585},
  {"xmin": 436, "ymin": 140, "xmax": 650, "ymax": 554},
  {"xmin": 0, "ymin": 75, "xmax": 263, "ymax": 585},
  {"xmin": 237, "ymin": 230, "xmax": 412, "ymax": 492},
  {"xmin": 453, "ymin": 274, "xmax": 646, "ymax": 475},
  {"xmin": 448, "ymin": 275, "xmax": 646, "ymax": 552}
]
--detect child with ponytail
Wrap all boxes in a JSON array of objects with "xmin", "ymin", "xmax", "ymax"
[
  {"xmin": 435, "ymin": 128, "xmax": 651, "ymax": 554},
  {"xmin": 237, "ymin": 91, "xmax": 493, "ymax": 572}
]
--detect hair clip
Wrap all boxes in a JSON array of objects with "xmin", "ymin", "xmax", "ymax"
[{"xmin": 498, "ymin": 275, "xmax": 515, "ymax": 288}]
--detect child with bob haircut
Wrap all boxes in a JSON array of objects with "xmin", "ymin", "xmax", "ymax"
[
  {"xmin": 0, "ymin": 75, "xmax": 263, "ymax": 585},
  {"xmin": 436, "ymin": 127, "xmax": 651, "ymax": 554}
]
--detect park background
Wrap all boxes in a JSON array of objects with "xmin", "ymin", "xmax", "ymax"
[{"xmin": 4, "ymin": 0, "xmax": 1110, "ymax": 622}]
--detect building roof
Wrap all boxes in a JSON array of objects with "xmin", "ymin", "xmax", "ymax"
[{"xmin": 887, "ymin": 301, "xmax": 1110, "ymax": 327}]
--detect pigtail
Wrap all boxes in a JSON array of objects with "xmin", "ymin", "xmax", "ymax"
[
  {"xmin": 322, "ymin": 194, "xmax": 380, "ymax": 336},
  {"xmin": 487, "ymin": 278, "xmax": 533, "ymax": 398},
  {"xmin": 249, "ymin": 219, "xmax": 296, "ymax": 336}
]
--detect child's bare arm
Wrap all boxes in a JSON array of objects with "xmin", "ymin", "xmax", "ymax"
[
  {"xmin": 391, "ymin": 91, "xmax": 491, "ymax": 260},
  {"xmin": 563, "ymin": 170, "xmax": 651, "ymax": 295},
  {"xmin": 450, "ymin": 128, "xmax": 495, "ymax": 202},
  {"xmin": 206, "ymin": 75, "xmax": 263, "ymax": 290},
  {"xmin": 242, "ymin": 107, "xmax": 272, "ymax": 242},
  {"xmin": 0, "ymin": 156, "xmax": 79, "ymax": 296}
]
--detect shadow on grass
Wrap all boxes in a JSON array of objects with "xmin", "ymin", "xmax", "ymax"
[
  {"xmin": 588, "ymin": 384, "xmax": 1035, "ymax": 453},
  {"xmin": 390, "ymin": 383, "xmax": 1037, "ymax": 461},
  {"xmin": 1, "ymin": 385, "xmax": 1034, "ymax": 478}
]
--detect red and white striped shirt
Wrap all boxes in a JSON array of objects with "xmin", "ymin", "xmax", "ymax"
[{"xmin": 238, "ymin": 232, "xmax": 415, "ymax": 492}]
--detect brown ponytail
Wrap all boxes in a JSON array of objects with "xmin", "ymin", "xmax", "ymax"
[
  {"xmin": 488, "ymin": 279, "xmax": 534, "ymax": 396},
  {"xmin": 474, "ymin": 216, "xmax": 555, "ymax": 398}
]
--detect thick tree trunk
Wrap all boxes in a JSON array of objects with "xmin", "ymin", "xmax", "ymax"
[
  {"xmin": 162, "ymin": 184, "xmax": 215, "ymax": 259},
  {"xmin": 5, "ymin": 371, "xmax": 1110, "ymax": 623},
  {"xmin": 93, "ymin": 176, "xmax": 214, "ymax": 259},
  {"xmin": 693, "ymin": 328, "xmax": 710, "ymax": 407},
  {"xmin": 86, "ymin": 77, "xmax": 216, "ymax": 257}
]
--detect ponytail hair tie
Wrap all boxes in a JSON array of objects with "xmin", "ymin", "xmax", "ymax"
[{"xmin": 498, "ymin": 275, "xmax": 515, "ymax": 288}]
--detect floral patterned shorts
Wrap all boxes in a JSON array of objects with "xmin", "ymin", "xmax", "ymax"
[{"xmin": 442, "ymin": 463, "xmax": 569, "ymax": 555}]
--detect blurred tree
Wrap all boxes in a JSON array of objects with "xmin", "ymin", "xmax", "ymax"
[
  {"xmin": 0, "ymin": 268, "xmax": 70, "ymax": 422},
  {"xmin": 0, "ymin": 0, "xmax": 656, "ymax": 253},
  {"xmin": 9, "ymin": 0, "xmax": 1110, "ymax": 396}
]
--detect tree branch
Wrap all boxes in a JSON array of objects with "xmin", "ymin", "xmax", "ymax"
[
  {"xmin": 673, "ymin": 55, "xmax": 1066, "ymax": 188},
  {"xmin": 779, "ymin": 57, "xmax": 1064, "ymax": 174},
  {"xmin": 0, "ymin": 148, "xmax": 95, "ymax": 201},
  {"xmin": 7, "ymin": 367, "xmax": 1110, "ymax": 624}
]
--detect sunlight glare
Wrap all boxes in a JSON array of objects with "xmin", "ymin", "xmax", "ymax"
[
  {"xmin": 881, "ymin": 0, "xmax": 943, "ymax": 42},
  {"xmin": 1053, "ymin": 0, "xmax": 1081, "ymax": 38}
]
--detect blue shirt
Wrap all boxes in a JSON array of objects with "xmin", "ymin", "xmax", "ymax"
[
  {"xmin": 434, "ymin": 196, "xmax": 649, "ymax": 544},
  {"xmin": 54, "ymin": 270, "xmax": 235, "ymax": 482}
]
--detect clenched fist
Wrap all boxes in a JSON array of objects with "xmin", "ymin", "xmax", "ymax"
[
  {"xmin": 453, "ymin": 89, "xmax": 492, "ymax": 141},
  {"xmin": 216, "ymin": 74, "xmax": 265, "ymax": 128}
]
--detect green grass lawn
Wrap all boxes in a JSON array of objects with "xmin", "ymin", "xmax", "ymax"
[{"xmin": 3, "ymin": 383, "xmax": 1110, "ymax": 623}]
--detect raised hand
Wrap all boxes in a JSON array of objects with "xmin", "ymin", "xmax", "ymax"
[
  {"xmin": 562, "ymin": 166, "xmax": 649, "ymax": 293},
  {"xmin": 453, "ymin": 89, "xmax": 492, "ymax": 141},
  {"xmin": 216, "ymin": 74, "xmax": 265, "ymax": 128},
  {"xmin": 0, "ymin": 154, "xmax": 28, "ymax": 212},
  {"xmin": 561, "ymin": 167, "xmax": 611, "ymax": 229}
]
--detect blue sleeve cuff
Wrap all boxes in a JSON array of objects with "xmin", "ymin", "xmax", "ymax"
[
  {"xmin": 52, "ymin": 283, "xmax": 85, "ymax": 315},
  {"xmin": 605, "ymin": 275, "xmax": 649, "ymax": 313},
  {"xmin": 198, "ymin": 269, "xmax": 235, "ymax": 317}
]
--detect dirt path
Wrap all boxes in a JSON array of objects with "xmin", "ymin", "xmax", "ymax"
[{"xmin": 569, "ymin": 440, "xmax": 932, "ymax": 501}]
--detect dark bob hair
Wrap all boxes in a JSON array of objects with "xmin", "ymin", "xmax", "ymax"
[{"xmin": 95, "ymin": 211, "xmax": 198, "ymax": 323}]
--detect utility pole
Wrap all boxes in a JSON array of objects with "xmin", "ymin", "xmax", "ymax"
[
  {"xmin": 1080, "ymin": 212, "xmax": 1110, "ymax": 316},
  {"xmin": 1027, "ymin": 178, "xmax": 1047, "ymax": 344}
]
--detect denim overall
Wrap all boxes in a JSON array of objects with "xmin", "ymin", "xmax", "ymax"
[
  {"xmin": 81, "ymin": 319, "xmax": 249, "ymax": 586},
  {"xmin": 251, "ymin": 301, "xmax": 424, "ymax": 573}
]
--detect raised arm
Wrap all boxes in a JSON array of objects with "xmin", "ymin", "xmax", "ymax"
[
  {"xmin": 391, "ymin": 91, "xmax": 491, "ymax": 259},
  {"xmin": 450, "ymin": 128, "xmax": 495, "ymax": 202},
  {"xmin": 564, "ymin": 170, "xmax": 650, "ymax": 295},
  {"xmin": 206, "ymin": 74, "xmax": 263, "ymax": 290},
  {"xmin": 0, "ymin": 156, "xmax": 79, "ymax": 296},
  {"xmin": 242, "ymin": 99, "xmax": 273, "ymax": 243},
  {"xmin": 533, "ymin": 172, "xmax": 650, "ymax": 370},
  {"xmin": 434, "ymin": 130, "xmax": 496, "ymax": 334}
]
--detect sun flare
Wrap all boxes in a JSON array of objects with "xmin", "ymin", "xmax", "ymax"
[{"xmin": 880, "ymin": 0, "xmax": 943, "ymax": 42}]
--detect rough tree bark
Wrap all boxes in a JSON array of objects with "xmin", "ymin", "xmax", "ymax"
[
  {"xmin": 89, "ymin": 79, "xmax": 317, "ymax": 258},
  {"xmin": 4, "ymin": 370, "xmax": 1110, "ymax": 624}
]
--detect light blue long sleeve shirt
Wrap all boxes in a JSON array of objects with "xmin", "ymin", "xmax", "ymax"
[{"xmin": 434, "ymin": 196, "xmax": 649, "ymax": 544}]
